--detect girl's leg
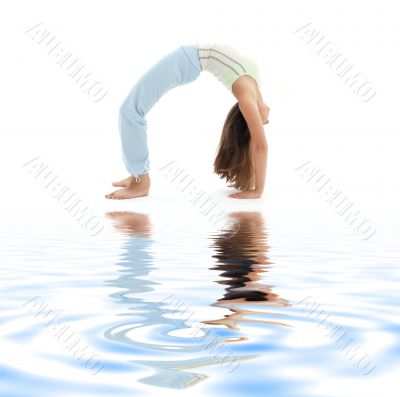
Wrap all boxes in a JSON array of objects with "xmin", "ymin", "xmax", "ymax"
[
  {"xmin": 120, "ymin": 44, "xmax": 201, "ymax": 180},
  {"xmin": 107, "ymin": 44, "xmax": 202, "ymax": 199}
]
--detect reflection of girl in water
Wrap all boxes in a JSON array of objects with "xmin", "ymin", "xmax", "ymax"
[
  {"xmin": 205, "ymin": 211, "xmax": 289, "ymax": 330},
  {"xmin": 104, "ymin": 211, "xmax": 231, "ymax": 388}
]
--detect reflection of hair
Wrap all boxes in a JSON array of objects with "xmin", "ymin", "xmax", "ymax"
[
  {"xmin": 213, "ymin": 102, "xmax": 255, "ymax": 191},
  {"xmin": 211, "ymin": 215, "xmax": 276, "ymax": 303}
]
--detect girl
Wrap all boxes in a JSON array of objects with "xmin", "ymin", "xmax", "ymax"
[{"xmin": 106, "ymin": 43, "xmax": 270, "ymax": 200}]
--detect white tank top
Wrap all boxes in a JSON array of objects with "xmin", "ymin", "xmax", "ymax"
[{"xmin": 197, "ymin": 43, "xmax": 261, "ymax": 93}]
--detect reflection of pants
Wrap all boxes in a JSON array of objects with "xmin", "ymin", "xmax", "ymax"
[{"xmin": 118, "ymin": 44, "xmax": 202, "ymax": 182}]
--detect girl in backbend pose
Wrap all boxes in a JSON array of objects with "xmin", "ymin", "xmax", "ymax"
[{"xmin": 106, "ymin": 43, "xmax": 270, "ymax": 200}]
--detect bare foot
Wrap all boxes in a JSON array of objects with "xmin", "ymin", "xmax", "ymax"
[
  {"xmin": 105, "ymin": 174, "xmax": 150, "ymax": 200},
  {"xmin": 112, "ymin": 176, "xmax": 131, "ymax": 187}
]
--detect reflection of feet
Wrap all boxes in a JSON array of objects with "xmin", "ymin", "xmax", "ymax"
[
  {"xmin": 112, "ymin": 176, "xmax": 131, "ymax": 187},
  {"xmin": 106, "ymin": 174, "xmax": 150, "ymax": 200},
  {"xmin": 105, "ymin": 211, "xmax": 151, "ymax": 236}
]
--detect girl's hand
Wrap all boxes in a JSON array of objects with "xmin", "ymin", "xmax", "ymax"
[{"xmin": 228, "ymin": 189, "xmax": 262, "ymax": 199}]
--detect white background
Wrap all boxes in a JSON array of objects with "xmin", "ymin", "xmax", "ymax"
[{"xmin": 0, "ymin": 0, "xmax": 399, "ymax": 227}]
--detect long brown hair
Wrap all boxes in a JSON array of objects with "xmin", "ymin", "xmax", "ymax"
[{"xmin": 213, "ymin": 102, "xmax": 255, "ymax": 191}]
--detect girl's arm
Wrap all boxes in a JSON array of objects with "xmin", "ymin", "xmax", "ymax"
[{"xmin": 228, "ymin": 97, "xmax": 269, "ymax": 199}]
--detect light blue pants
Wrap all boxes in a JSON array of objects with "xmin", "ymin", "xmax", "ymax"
[{"xmin": 118, "ymin": 44, "xmax": 202, "ymax": 182}]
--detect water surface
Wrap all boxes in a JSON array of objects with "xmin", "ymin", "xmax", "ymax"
[{"xmin": 1, "ymin": 209, "xmax": 399, "ymax": 397}]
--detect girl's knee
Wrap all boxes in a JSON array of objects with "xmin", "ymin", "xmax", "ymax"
[{"xmin": 120, "ymin": 98, "xmax": 143, "ymax": 121}]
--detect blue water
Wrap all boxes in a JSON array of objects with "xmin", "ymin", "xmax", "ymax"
[{"xmin": 1, "ymin": 210, "xmax": 399, "ymax": 397}]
